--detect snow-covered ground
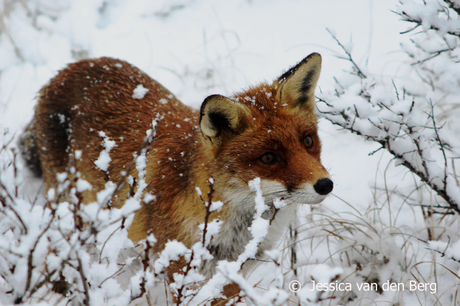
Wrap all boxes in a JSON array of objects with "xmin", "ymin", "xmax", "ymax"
[{"xmin": 1, "ymin": 0, "xmax": 460, "ymax": 305}]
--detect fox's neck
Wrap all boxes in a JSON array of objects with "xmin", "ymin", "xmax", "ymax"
[{"xmin": 200, "ymin": 179, "xmax": 299, "ymax": 278}]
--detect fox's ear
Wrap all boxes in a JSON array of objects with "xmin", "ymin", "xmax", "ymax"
[
  {"xmin": 276, "ymin": 52, "xmax": 322, "ymax": 111},
  {"xmin": 200, "ymin": 94, "xmax": 251, "ymax": 142}
]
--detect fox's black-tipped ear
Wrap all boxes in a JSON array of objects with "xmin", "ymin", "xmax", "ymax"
[
  {"xmin": 199, "ymin": 94, "xmax": 251, "ymax": 143},
  {"xmin": 276, "ymin": 52, "xmax": 322, "ymax": 110}
]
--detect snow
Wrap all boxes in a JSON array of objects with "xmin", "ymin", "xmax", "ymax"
[
  {"xmin": 209, "ymin": 200, "xmax": 223, "ymax": 212},
  {"xmin": 2, "ymin": 0, "xmax": 460, "ymax": 305},
  {"xmin": 143, "ymin": 192, "xmax": 156, "ymax": 204},
  {"xmin": 134, "ymin": 152, "xmax": 147, "ymax": 200},
  {"xmin": 132, "ymin": 84, "xmax": 149, "ymax": 99},
  {"xmin": 243, "ymin": 178, "xmax": 270, "ymax": 259},
  {"xmin": 153, "ymin": 240, "xmax": 189, "ymax": 274},
  {"xmin": 47, "ymin": 188, "xmax": 55, "ymax": 201},
  {"xmin": 76, "ymin": 178, "xmax": 92, "ymax": 193},
  {"xmin": 94, "ymin": 131, "xmax": 116, "ymax": 172}
]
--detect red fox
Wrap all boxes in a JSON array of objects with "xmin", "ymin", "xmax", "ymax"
[{"xmin": 20, "ymin": 52, "xmax": 333, "ymax": 301}]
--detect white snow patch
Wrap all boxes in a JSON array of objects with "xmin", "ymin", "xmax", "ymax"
[
  {"xmin": 94, "ymin": 131, "xmax": 116, "ymax": 172},
  {"xmin": 132, "ymin": 84, "xmax": 149, "ymax": 99},
  {"xmin": 76, "ymin": 178, "xmax": 92, "ymax": 193}
]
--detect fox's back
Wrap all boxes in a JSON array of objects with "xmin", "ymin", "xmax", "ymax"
[{"xmin": 35, "ymin": 57, "xmax": 199, "ymax": 194}]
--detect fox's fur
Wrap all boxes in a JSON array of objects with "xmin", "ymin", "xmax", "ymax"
[{"xmin": 20, "ymin": 53, "xmax": 333, "ymax": 301}]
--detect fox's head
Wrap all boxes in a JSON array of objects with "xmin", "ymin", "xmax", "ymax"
[{"xmin": 199, "ymin": 53, "xmax": 332, "ymax": 206}]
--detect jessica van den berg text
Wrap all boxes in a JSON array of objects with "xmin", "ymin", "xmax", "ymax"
[{"xmin": 307, "ymin": 280, "xmax": 436, "ymax": 294}]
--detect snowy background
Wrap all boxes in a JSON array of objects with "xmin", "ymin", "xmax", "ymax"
[{"xmin": 1, "ymin": 0, "xmax": 460, "ymax": 305}]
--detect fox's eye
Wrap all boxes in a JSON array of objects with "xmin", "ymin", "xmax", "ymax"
[
  {"xmin": 304, "ymin": 135, "xmax": 314, "ymax": 149},
  {"xmin": 258, "ymin": 152, "xmax": 279, "ymax": 165}
]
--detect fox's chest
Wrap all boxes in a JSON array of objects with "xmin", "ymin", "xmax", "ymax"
[{"xmin": 200, "ymin": 190, "xmax": 299, "ymax": 278}]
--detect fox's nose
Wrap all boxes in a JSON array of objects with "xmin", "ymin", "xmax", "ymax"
[{"xmin": 314, "ymin": 178, "xmax": 333, "ymax": 195}]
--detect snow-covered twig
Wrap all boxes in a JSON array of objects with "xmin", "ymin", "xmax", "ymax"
[
  {"xmin": 0, "ymin": 121, "xmax": 158, "ymax": 305},
  {"xmin": 318, "ymin": 7, "xmax": 460, "ymax": 214}
]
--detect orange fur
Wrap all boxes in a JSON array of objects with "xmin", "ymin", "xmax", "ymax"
[{"xmin": 23, "ymin": 53, "xmax": 333, "ymax": 303}]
